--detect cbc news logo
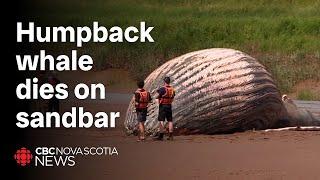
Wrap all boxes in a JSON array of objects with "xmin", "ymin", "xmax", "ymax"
[
  {"xmin": 14, "ymin": 147, "xmax": 33, "ymax": 166},
  {"xmin": 14, "ymin": 146, "xmax": 118, "ymax": 167}
]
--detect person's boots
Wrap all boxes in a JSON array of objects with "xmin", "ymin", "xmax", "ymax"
[
  {"xmin": 154, "ymin": 133, "xmax": 164, "ymax": 141},
  {"xmin": 167, "ymin": 132, "xmax": 173, "ymax": 140},
  {"xmin": 137, "ymin": 134, "xmax": 145, "ymax": 142}
]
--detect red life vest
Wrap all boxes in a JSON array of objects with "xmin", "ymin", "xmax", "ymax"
[
  {"xmin": 135, "ymin": 89, "xmax": 149, "ymax": 109},
  {"xmin": 160, "ymin": 86, "xmax": 175, "ymax": 105}
]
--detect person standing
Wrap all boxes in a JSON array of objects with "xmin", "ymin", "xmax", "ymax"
[
  {"xmin": 155, "ymin": 77, "xmax": 175, "ymax": 141},
  {"xmin": 134, "ymin": 80, "xmax": 152, "ymax": 141}
]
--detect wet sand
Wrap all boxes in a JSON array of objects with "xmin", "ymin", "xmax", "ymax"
[
  {"xmin": 23, "ymin": 70, "xmax": 320, "ymax": 179},
  {"xmin": 24, "ymin": 101, "xmax": 320, "ymax": 180}
]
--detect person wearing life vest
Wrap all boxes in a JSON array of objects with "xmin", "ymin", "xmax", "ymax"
[
  {"xmin": 154, "ymin": 76, "xmax": 175, "ymax": 141},
  {"xmin": 134, "ymin": 80, "xmax": 152, "ymax": 141}
]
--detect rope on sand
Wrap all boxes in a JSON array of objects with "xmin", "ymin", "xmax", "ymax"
[{"xmin": 264, "ymin": 126, "xmax": 320, "ymax": 132}]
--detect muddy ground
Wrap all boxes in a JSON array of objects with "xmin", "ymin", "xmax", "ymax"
[{"xmin": 23, "ymin": 70, "xmax": 320, "ymax": 180}]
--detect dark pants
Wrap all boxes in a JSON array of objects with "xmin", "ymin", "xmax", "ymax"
[
  {"xmin": 158, "ymin": 104, "xmax": 172, "ymax": 122},
  {"xmin": 136, "ymin": 109, "xmax": 147, "ymax": 122}
]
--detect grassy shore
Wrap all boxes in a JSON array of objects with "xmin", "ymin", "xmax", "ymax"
[{"xmin": 24, "ymin": 0, "xmax": 319, "ymax": 96}]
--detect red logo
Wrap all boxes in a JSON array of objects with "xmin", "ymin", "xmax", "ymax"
[{"xmin": 14, "ymin": 147, "xmax": 33, "ymax": 166}]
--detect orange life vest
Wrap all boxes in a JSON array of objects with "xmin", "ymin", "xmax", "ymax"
[
  {"xmin": 135, "ymin": 89, "xmax": 149, "ymax": 109},
  {"xmin": 160, "ymin": 86, "xmax": 175, "ymax": 105}
]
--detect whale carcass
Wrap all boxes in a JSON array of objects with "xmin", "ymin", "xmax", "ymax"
[{"xmin": 125, "ymin": 48, "xmax": 288, "ymax": 135}]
